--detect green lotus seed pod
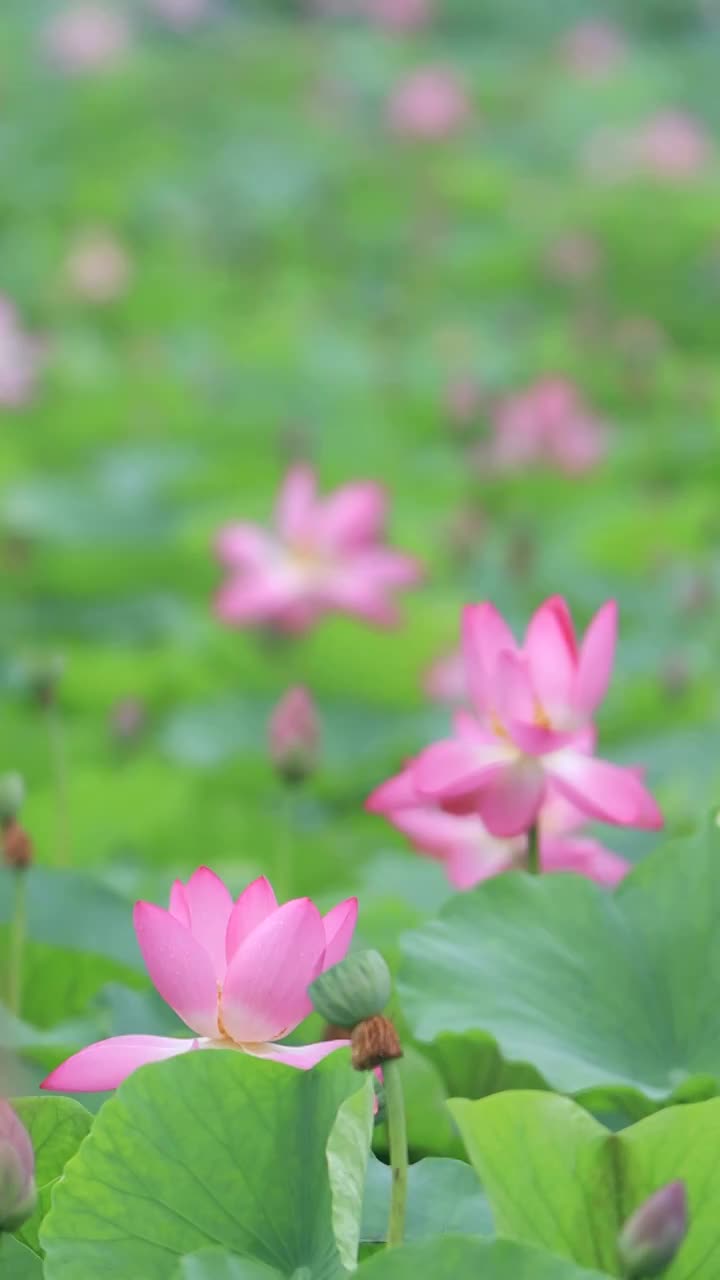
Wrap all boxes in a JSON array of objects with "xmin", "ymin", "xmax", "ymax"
[
  {"xmin": 309, "ymin": 950, "xmax": 392, "ymax": 1028},
  {"xmin": 0, "ymin": 773, "xmax": 25, "ymax": 824}
]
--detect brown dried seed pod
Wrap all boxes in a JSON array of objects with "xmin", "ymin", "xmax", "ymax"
[
  {"xmin": 351, "ymin": 1015, "xmax": 403, "ymax": 1071},
  {"xmin": 2, "ymin": 821, "xmax": 33, "ymax": 870}
]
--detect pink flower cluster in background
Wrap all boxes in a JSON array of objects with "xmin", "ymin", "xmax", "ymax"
[
  {"xmin": 43, "ymin": 869, "xmax": 357, "ymax": 1092},
  {"xmin": 43, "ymin": 4, "xmax": 131, "ymax": 74},
  {"xmin": 215, "ymin": 464, "xmax": 421, "ymax": 632},
  {"xmin": 483, "ymin": 377, "xmax": 607, "ymax": 474},
  {"xmin": 369, "ymin": 596, "xmax": 662, "ymax": 878},
  {"xmin": 0, "ymin": 298, "xmax": 43, "ymax": 409},
  {"xmin": 585, "ymin": 111, "xmax": 711, "ymax": 183},
  {"xmin": 387, "ymin": 67, "xmax": 470, "ymax": 140},
  {"xmin": 561, "ymin": 20, "xmax": 626, "ymax": 79},
  {"xmin": 147, "ymin": 0, "xmax": 213, "ymax": 28}
]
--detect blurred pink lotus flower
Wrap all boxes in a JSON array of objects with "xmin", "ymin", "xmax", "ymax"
[
  {"xmin": 0, "ymin": 1100, "xmax": 36, "ymax": 1232},
  {"xmin": 43, "ymin": 868, "xmax": 358, "ymax": 1091},
  {"xmin": 66, "ymin": 230, "xmax": 131, "ymax": 303},
  {"xmin": 388, "ymin": 67, "xmax": 470, "ymax": 140},
  {"xmin": 215, "ymin": 465, "xmax": 421, "ymax": 632},
  {"xmin": 561, "ymin": 20, "xmax": 626, "ymax": 78},
  {"xmin": 368, "ymin": 778, "xmax": 630, "ymax": 888},
  {"xmin": 268, "ymin": 686, "xmax": 320, "ymax": 783},
  {"xmin": 0, "ymin": 298, "xmax": 43, "ymax": 408},
  {"xmin": 634, "ymin": 110, "xmax": 711, "ymax": 180},
  {"xmin": 369, "ymin": 596, "xmax": 663, "ymax": 839},
  {"xmin": 43, "ymin": 4, "xmax": 131, "ymax": 74},
  {"xmin": 424, "ymin": 646, "xmax": 466, "ymax": 705},
  {"xmin": 487, "ymin": 377, "xmax": 607, "ymax": 474},
  {"xmin": 365, "ymin": 0, "xmax": 432, "ymax": 31},
  {"xmin": 147, "ymin": 0, "xmax": 212, "ymax": 28}
]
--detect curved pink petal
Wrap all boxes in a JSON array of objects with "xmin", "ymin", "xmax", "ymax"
[
  {"xmin": 477, "ymin": 760, "xmax": 546, "ymax": 837},
  {"xmin": 245, "ymin": 1039, "xmax": 350, "ymax": 1070},
  {"xmin": 413, "ymin": 738, "xmax": 510, "ymax": 800},
  {"xmin": 275, "ymin": 465, "xmax": 317, "ymax": 542},
  {"xmin": 366, "ymin": 766, "xmax": 419, "ymax": 813},
  {"xmin": 462, "ymin": 602, "xmax": 517, "ymax": 714},
  {"xmin": 575, "ymin": 600, "xmax": 618, "ymax": 716},
  {"xmin": 214, "ymin": 524, "xmax": 277, "ymax": 570},
  {"xmin": 214, "ymin": 574, "xmax": 297, "ymax": 627},
  {"xmin": 506, "ymin": 720, "xmax": 580, "ymax": 756},
  {"xmin": 183, "ymin": 867, "xmax": 234, "ymax": 983},
  {"xmin": 322, "ymin": 575, "xmax": 399, "ymax": 627},
  {"xmin": 493, "ymin": 650, "xmax": 536, "ymax": 725},
  {"xmin": 315, "ymin": 483, "xmax": 386, "ymax": 549},
  {"xmin": 322, "ymin": 898, "xmax": 358, "ymax": 969},
  {"xmin": 225, "ymin": 876, "xmax": 279, "ymax": 965},
  {"xmin": 41, "ymin": 1035, "xmax": 197, "ymax": 1093},
  {"xmin": 133, "ymin": 902, "xmax": 219, "ymax": 1038},
  {"xmin": 453, "ymin": 709, "xmax": 491, "ymax": 741},
  {"xmin": 524, "ymin": 596, "xmax": 577, "ymax": 721},
  {"xmin": 547, "ymin": 750, "xmax": 663, "ymax": 829},
  {"xmin": 343, "ymin": 549, "xmax": 422, "ymax": 588},
  {"xmin": 168, "ymin": 880, "xmax": 190, "ymax": 927},
  {"xmin": 542, "ymin": 836, "xmax": 630, "ymax": 886},
  {"xmin": 221, "ymin": 898, "xmax": 326, "ymax": 1043}
]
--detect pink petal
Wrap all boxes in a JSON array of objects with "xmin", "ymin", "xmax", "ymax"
[
  {"xmin": 168, "ymin": 880, "xmax": 190, "ymax": 927},
  {"xmin": 413, "ymin": 738, "xmax": 510, "ymax": 800},
  {"xmin": 182, "ymin": 867, "xmax": 234, "ymax": 983},
  {"xmin": 462, "ymin": 602, "xmax": 517, "ymax": 714},
  {"xmin": 493, "ymin": 650, "xmax": 537, "ymax": 725},
  {"xmin": 575, "ymin": 600, "xmax": 618, "ymax": 716},
  {"xmin": 477, "ymin": 760, "xmax": 546, "ymax": 837},
  {"xmin": 221, "ymin": 898, "xmax": 326, "ymax": 1043},
  {"xmin": 446, "ymin": 841, "xmax": 520, "ymax": 889},
  {"xmin": 322, "ymin": 898, "xmax": 358, "ymax": 968},
  {"xmin": 275, "ymin": 465, "xmax": 317, "ymax": 542},
  {"xmin": 524, "ymin": 596, "xmax": 578, "ymax": 720},
  {"xmin": 225, "ymin": 876, "xmax": 279, "ymax": 965},
  {"xmin": 322, "ymin": 575, "xmax": 399, "ymax": 627},
  {"xmin": 541, "ymin": 836, "xmax": 630, "ymax": 886},
  {"xmin": 315, "ymin": 483, "xmax": 386, "ymax": 549},
  {"xmin": 343, "ymin": 549, "xmax": 422, "ymax": 588},
  {"xmin": 244, "ymin": 1039, "xmax": 350, "ymax": 1070},
  {"xmin": 547, "ymin": 750, "xmax": 663, "ymax": 829},
  {"xmin": 214, "ymin": 524, "xmax": 277, "ymax": 570},
  {"xmin": 214, "ymin": 574, "xmax": 296, "ymax": 626},
  {"xmin": 506, "ymin": 720, "xmax": 580, "ymax": 756},
  {"xmin": 133, "ymin": 902, "xmax": 219, "ymax": 1038},
  {"xmin": 366, "ymin": 766, "xmax": 419, "ymax": 813},
  {"xmin": 41, "ymin": 1035, "xmax": 197, "ymax": 1093}
]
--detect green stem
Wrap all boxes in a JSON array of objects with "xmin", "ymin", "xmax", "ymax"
[
  {"xmin": 47, "ymin": 701, "xmax": 70, "ymax": 867},
  {"xmin": 276, "ymin": 786, "xmax": 295, "ymax": 902},
  {"xmin": 8, "ymin": 869, "xmax": 27, "ymax": 1016},
  {"xmin": 384, "ymin": 1058, "xmax": 408, "ymax": 1249},
  {"xmin": 527, "ymin": 821, "xmax": 540, "ymax": 875}
]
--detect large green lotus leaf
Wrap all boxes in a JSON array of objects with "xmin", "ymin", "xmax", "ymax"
[
  {"xmin": 361, "ymin": 1157, "xmax": 492, "ymax": 1246},
  {"xmin": 177, "ymin": 1254, "xmax": 284, "ymax": 1279},
  {"xmin": 357, "ymin": 1236, "xmax": 611, "ymax": 1278},
  {"xmin": 0, "ymin": 1235, "xmax": 45, "ymax": 1279},
  {"xmin": 450, "ymin": 1091, "xmax": 720, "ymax": 1277},
  {"xmin": 11, "ymin": 1096, "xmax": 93, "ymax": 1254},
  {"xmin": 399, "ymin": 825, "xmax": 720, "ymax": 1107},
  {"xmin": 41, "ymin": 1050, "xmax": 366, "ymax": 1280}
]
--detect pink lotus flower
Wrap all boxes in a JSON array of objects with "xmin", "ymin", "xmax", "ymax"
[
  {"xmin": 423, "ymin": 646, "xmax": 467, "ymax": 705},
  {"xmin": 215, "ymin": 465, "xmax": 421, "ymax": 632},
  {"xmin": 561, "ymin": 20, "xmax": 626, "ymax": 79},
  {"xmin": 0, "ymin": 298, "xmax": 43, "ymax": 408},
  {"xmin": 368, "ymin": 778, "xmax": 629, "ymax": 888},
  {"xmin": 42, "ymin": 868, "xmax": 358, "ymax": 1092},
  {"xmin": 43, "ymin": 4, "xmax": 131, "ymax": 74},
  {"xmin": 634, "ymin": 111, "xmax": 711, "ymax": 180},
  {"xmin": 370, "ymin": 597, "xmax": 663, "ymax": 839},
  {"xmin": 268, "ymin": 686, "xmax": 320, "ymax": 782},
  {"xmin": 486, "ymin": 378, "xmax": 607, "ymax": 474},
  {"xmin": 66, "ymin": 230, "xmax": 131, "ymax": 302},
  {"xmin": 387, "ymin": 67, "xmax": 470, "ymax": 140}
]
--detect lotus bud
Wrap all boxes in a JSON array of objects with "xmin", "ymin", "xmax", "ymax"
[
  {"xmin": 268, "ymin": 686, "xmax": 320, "ymax": 784},
  {"xmin": 0, "ymin": 774, "xmax": 25, "ymax": 827},
  {"xmin": 0, "ymin": 1100, "xmax": 36, "ymax": 1233},
  {"xmin": 618, "ymin": 1181, "xmax": 688, "ymax": 1278},
  {"xmin": 309, "ymin": 950, "xmax": 392, "ymax": 1029}
]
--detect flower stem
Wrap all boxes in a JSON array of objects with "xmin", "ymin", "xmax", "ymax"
[
  {"xmin": 384, "ymin": 1057, "xmax": 408, "ymax": 1249},
  {"xmin": 8, "ymin": 869, "xmax": 27, "ymax": 1016},
  {"xmin": 276, "ymin": 786, "xmax": 295, "ymax": 902},
  {"xmin": 46, "ymin": 700, "xmax": 70, "ymax": 867},
  {"xmin": 527, "ymin": 821, "xmax": 540, "ymax": 875}
]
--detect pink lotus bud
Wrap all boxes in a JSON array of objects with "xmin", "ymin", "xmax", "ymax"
[
  {"xmin": 0, "ymin": 1100, "xmax": 36, "ymax": 1232},
  {"xmin": 268, "ymin": 687, "xmax": 320, "ymax": 783},
  {"xmin": 618, "ymin": 1182, "xmax": 688, "ymax": 1278}
]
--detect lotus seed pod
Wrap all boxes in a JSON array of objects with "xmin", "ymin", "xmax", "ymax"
[{"xmin": 309, "ymin": 950, "xmax": 392, "ymax": 1028}]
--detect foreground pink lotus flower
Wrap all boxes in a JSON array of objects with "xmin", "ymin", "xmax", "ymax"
[
  {"xmin": 0, "ymin": 298, "xmax": 43, "ymax": 408},
  {"xmin": 370, "ymin": 597, "xmax": 663, "ymax": 838},
  {"xmin": 369, "ymin": 775, "xmax": 630, "ymax": 888},
  {"xmin": 66, "ymin": 230, "xmax": 131, "ymax": 302},
  {"xmin": 42, "ymin": 869, "xmax": 357, "ymax": 1091},
  {"xmin": 561, "ymin": 20, "xmax": 626, "ymax": 79},
  {"xmin": 43, "ymin": 4, "xmax": 131, "ymax": 74},
  {"xmin": 388, "ymin": 67, "xmax": 470, "ymax": 140},
  {"xmin": 486, "ymin": 377, "xmax": 607, "ymax": 474},
  {"xmin": 215, "ymin": 465, "xmax": 421, "ymax": 632}
]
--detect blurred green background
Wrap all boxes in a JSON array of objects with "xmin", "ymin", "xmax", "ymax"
[{"xmin": 1, "ymin": 0, "xmax": 719, "ymax": 921}]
